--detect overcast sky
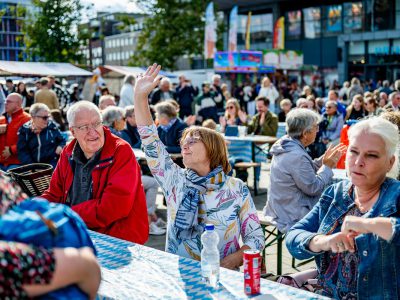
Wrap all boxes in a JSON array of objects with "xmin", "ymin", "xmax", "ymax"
[{"xmin": 82, "ymin": 0, "xmax": 142, "ymax": 14}]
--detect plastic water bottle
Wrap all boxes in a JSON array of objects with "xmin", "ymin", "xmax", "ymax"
[{"xmin": 201, "ymin": 224, "xmax": 220, "ymax": 288}]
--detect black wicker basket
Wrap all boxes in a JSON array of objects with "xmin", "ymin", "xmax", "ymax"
[{"xmin": 7, "ymin": 163, "xmax": 53, "ymax": 197}]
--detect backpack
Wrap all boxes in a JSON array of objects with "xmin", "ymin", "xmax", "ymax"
[{"xmin": 0, "ymin": 198, "xmax": 96, "ymax": 299}]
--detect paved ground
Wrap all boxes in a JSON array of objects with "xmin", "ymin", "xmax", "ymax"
[{"xmin": 144, "ymin": 162, "xmax": 315, "ymax": 275}]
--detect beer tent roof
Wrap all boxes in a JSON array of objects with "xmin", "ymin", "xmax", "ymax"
[
  {"xmin": 99, "ymin": 65, "xmax": 177, "ymax": 78},
  {"xmin": 0, "ymin": 61, "xmax": 92, "ymax": 77}
]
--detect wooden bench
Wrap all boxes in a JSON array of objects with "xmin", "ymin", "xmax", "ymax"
[
  {"xmin": 234, "ymin": 162, "xmax": 262, "ymax": 194},
  {"xmin": 257, "ymin": 211, "xmax": 285, "ymax": 275}
]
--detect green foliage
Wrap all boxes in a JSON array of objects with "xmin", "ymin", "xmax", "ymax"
[
  {"xmin": 130, "ymin": 0, "xmax": 209, "ymax": 70},
  {"xmin": 20, "ymin": 0, "xmax": 87, "ymax": 63}
]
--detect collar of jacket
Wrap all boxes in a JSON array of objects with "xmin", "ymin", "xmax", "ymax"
[
  {"xmin": 66, "ymin": 126, "xmax": 116, "ymax": 170},
  {"xmin": 3, "ymin": 108, "xmax": 24, "ymax": 120}
]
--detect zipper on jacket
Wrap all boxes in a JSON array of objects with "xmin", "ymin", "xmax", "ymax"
[{"xmin": 37, "ymin": 134, "xmax": 41, "ymax": 162}]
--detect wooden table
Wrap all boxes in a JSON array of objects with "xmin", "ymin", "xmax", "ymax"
[{"xmin": 133, "ymin": 148, "xmax": 182, "ymax": 160}]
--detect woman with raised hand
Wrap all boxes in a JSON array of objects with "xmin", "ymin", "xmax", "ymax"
[{"xmin": 134, "ymin": 64, "xmax": 264, "ymax": 269}]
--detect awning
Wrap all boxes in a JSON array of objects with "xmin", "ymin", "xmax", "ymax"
[
  {"xmin": 0, "ymin": 61, "xmax": 92, "ymax": 77},
  {"xmin": 100, "ymin": 65, "xmax": 177, "ymax": 78}
]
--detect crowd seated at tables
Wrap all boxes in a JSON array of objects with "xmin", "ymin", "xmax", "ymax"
[{"xmin": 0, "ymin": 71, "xmax": 399, "ymax": 299}]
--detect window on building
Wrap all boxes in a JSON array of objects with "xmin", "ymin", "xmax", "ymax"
[
  {"xmin": 303, "ymin": 7, "xmax": 321, "ymax": 39},
  {"xmin": 237, "ymin": 13, "xmax": 273, "ymax": 47},
  {"xmin": 286, "ymin": 10, "xmax": 302, "ymax": 40},
  {"xmin": 323, "ymin": 5, "xmax": 342, "ymax": 36},
  {"xmin": 373, "ymin": 0, "xmax": 394, "ymax": 31},
  {"xmin": 343, "ymin": 2, "xmax": 363, "ymax": 33}
]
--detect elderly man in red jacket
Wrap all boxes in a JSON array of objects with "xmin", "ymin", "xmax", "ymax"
[
  {"xmin": 0, "ymin": 93, "xmax": 31, "ymax": 171},
  {"xmin": 42, "ymin": 100, "xmax": 149, "ymax": 244}
]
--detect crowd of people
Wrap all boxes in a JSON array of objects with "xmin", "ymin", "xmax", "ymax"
[{"xmin": 0, "ymin": 65, "xmax": 399, "ymax": 299}]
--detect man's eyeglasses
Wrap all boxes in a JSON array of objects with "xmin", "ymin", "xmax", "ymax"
[
  {"xmin": 35, "ymin": 115, "xmax": 50, "ymax": 121},
  {"xmin": 180, "ymin": 136, "xmax": 201, "ymax": 147},
  {"xmin": 73, "ymin": 121, "xmax": 103, "ymax": 133}
]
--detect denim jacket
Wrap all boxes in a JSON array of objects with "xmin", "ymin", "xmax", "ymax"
[{"xmin": 286, "ymin": 178, "xmax": 400, "ymax": 299}]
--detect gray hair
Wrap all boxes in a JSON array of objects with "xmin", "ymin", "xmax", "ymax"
[
  {"xmin": 29, "ymin": 103, "xmax": 50, "ymax": 116},
  {"xmin": 160, "ymin": 77, "xmax": 170, "ymax": 85},
  {"xmin": 296, "ymin": 98, "xmax": 307, "ymax": 108},
  {"xmin": 212, "ymin": 74, "xmax": 221, "ymax": 81},
  {"xmin": 389, "ymin": 91, "xmax": 400, "ymax": 103},
  {"xmin": 123, "ymin": 74, "xmax": 135, "ymax": 86},
  {"xmin": 286, "ymin": 108, "xmax": 321, "ymax": 139},
  {"xmin": 67, "ymin": 100, "xmax": 102, "ymax": 126},
  {"xmin": 155, "ymin": 102, "xmax": 177, "ymax": 119},
  {"xmin": 348, "ymin": 117, "xmax": 399, "ymax": 178},
  {"xmin": 99, "ymin": 95, "xmax": 116, "ymax": 107},
  {"xmin": 326, "ymin": 100, "xmax": 338, "ymax": 108},
  {"xmin": 102, "ymin": 106, "xmax": 125, "ymax": 127},
  {"xmin": 125, "ymin": 105, "xmax": 135, "ymax": 117}
]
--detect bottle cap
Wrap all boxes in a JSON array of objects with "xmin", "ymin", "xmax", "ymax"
[{"xmin": 205, "ymin": 224, "xmax": 214, "ymax": 231}]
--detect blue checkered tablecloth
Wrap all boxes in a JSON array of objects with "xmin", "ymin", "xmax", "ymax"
[{"xmin": 91, "ymin": 231, "xmax": 328, "ymax": 300}]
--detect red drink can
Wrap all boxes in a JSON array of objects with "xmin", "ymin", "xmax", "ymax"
[{"xmin": 243, "ymin": 249, "xmax": 261, "ymax": 295}]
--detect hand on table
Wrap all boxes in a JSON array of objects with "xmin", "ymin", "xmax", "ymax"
[{"xmin": 220, "ymin": 251, "xmax": 242, "ymax": 270}]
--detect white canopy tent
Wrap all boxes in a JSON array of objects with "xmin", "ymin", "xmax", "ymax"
[{"xmin": 0, "ymin": 61, "xmax": 92, "ymax": 77}]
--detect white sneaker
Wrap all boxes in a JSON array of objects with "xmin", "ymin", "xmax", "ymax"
[
  {"xmin": 154, "ymin": 218, "xmax": 167, "ymax": 229},
  {"xmin": 149, "ymin": 222, "xmax": 166, "ymax": 235}
]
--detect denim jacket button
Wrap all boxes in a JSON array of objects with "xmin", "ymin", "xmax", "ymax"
[
  {"xmin": 363, "ymin": 275, "xmax": 368, "ymax": 281},
  {"xmin": 363, "ymin": 250, "xmax": 368, "ymax": 256}
]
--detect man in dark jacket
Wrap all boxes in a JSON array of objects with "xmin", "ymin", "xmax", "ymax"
[
  {"xmin": 150, "ymin": 77, "xmax": 177, "ymax": 105},
  {"xmin": 17, "ymin": 103, "xmax": 66, "ymax": 168},
  {"xmin": 195, "ymin": 82, "xmax": 218, "ymax": 123},
  {"xmin": 176, "ymin": 75, "xmax": 196, "ymax": 118},
  {"xmin": 155, "ymin": 102, "xmax": 187, "ymax": 153}
]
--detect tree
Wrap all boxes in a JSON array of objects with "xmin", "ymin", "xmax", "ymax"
[
  {"xmin": 131, "ymin": 0, "xmax": 224, "ymax": 70},
  {"xmin": 19, "ymin": 0, "xmax": 87, "ymax": 63}
]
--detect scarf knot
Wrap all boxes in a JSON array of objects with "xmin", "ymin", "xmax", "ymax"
[{"xmin": 173, "ymin": 166, "xmax": 225, "ymax": 242}]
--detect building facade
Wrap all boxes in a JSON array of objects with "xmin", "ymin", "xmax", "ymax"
[
  {"xmin": 216, "ymin": 0, "xmax": 400, "ymax": 84},
  {"xmin": 104, "ymin": 22, "xmax": 143, "ymax": 66},
  {"xmin": 0, "ymin": 0, "xmax": 32, "ymax": 61},
  {"xmin": 81, "ymin": 12, "xmax": 145, "ymax": 69}
]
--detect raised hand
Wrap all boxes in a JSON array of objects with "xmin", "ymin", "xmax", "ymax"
[
  {"xmin": 322, "ymin": 143, "xmax": 347, "ymax": 168},
  {"xmin": 219, "ymin": 116, "xmax": 227, "ymax": 128},
  {"xmin": 185, "ymin": 115, "xmax": 196, "ymax": 126},
  {"xmin": 134, "ymin": 63, "xmax": 162, "ymax": 98},
  {"xmin": 238, "ymin": 110, "xmax": 247, "ymax": 124}
]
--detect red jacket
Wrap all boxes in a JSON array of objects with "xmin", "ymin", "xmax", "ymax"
[
  {"xmin": 42, "ymin": 127, "xmax": 149, "ymax": 244},
  {"xmin": 0, "ymin": 108, "xmax": 31, "ymax": 165}
]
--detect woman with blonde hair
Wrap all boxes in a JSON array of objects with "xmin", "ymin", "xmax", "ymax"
[
  {"xmin": 219, "ymin": 98, "xmax": 247, "ymax": 132},
  {"xmin": 134, "ymin": 64, "xmax": 264, "ymax": 269}
]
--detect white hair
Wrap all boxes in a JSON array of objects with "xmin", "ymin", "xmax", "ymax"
[
  {"xmin": 160, "ymin": 77, "xmax": 170, "ymax": 85},
  {"xmin": 348, "ymin": 117, "xmax": 399, "ymax": 178},
  {"xmin": 67, "ymin": 101, "xmax": 102, "ymax": 126},
  {"xmin": 212, "ymin": 74, "xmax": 221, "ymax": 81}
]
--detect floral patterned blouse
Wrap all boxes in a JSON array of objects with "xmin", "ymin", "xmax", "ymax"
[
  {"xmin": 0, "ymin": 174, "xmax": 55, "ymax": 299},
  {"xmin": 138, "ymin": 124, "xmax": 264, "ymax": 260}
]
